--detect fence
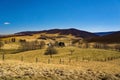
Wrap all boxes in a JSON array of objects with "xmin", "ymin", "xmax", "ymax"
[
  {"xmin": 1, "ymin": 51, "xmax": 120, "ymax": 64},
  {"xmin": 1, "ymin": 55, "xmax": 120, "ymax": 64}
]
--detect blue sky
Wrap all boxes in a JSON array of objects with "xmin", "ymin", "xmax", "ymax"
[{"xmin": 0, "ymin": 0, "xmax": 120, "ymax": 34}]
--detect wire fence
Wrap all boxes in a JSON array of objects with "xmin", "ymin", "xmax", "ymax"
[{"xmin": 1, "ymin": 55, "xmax": 120, "ymax": 64}]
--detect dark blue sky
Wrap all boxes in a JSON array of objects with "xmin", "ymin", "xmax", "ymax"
[{"xmin": 0, "ymin": 0, "xmax": 120, "ymax": 34}]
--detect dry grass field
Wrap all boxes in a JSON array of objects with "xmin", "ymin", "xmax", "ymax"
[
  {"xmin": 0, "ymin": 47, "xmax": 120, "ymax": 62},
  {"xmin": 0, "ymin": 33, "xmax": 120, "ymax": 80},
  {"xmin": 0, "ymin": 47, "xmax": 120, "ymax": 80},
  {"xmin": 0, "ymin": 59, "xmax": 120, "ymax": 80}
]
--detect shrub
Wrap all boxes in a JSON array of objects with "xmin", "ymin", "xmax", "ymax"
[{"xmin": 44, "ymin": 46, "xmax": 57, "ymax": 58}]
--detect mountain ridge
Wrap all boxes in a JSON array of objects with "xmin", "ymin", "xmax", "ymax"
[
  {"xmin": 14, "ymin": 28, "xmax": 98, "ymax": 39},
  {"xmin": 94, "ymin": 31, "xmax": 116, "ymax": 36},
  {"xmin": 88, "ymin": 31, "xmax": 120, "ymax": 43}
]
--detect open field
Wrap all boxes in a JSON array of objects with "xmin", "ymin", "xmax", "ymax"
[
  {"xmin": 0, "ymin": 47, "xmax": 120, "ymax": 80},
  {"xmin": 0, "ymin": 47, "xmax": 120, "ymax": 63},
  {"xmin": 0, "ymin": 0, "xmax": 120, "ymax": 79},
  {"xmin": 0, "ymin": 60, "xmax": 120, "ymax": 80},
  {"xmin": 0, "ymin": 33, "xmax": 120, "ymax": 80}
]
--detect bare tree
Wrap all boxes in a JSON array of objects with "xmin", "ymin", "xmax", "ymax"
[
  {"xmin": 11, "ymin": 38, "xmax": 16, "ymax": 42},
  {"xmin": 20, "ymin": 40, "xmax": 45, "ymax": 51},
  {"xmin": 69, "ymin": 49, "xmax": 75, "ymax": 55}
]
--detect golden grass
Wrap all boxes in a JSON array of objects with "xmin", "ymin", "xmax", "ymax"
[
  {"xmin": 0, "ymin": 44, "xmax": 120, "ymax": 79},
  {"xmin": 0, "ymin": 60, "xmax": 120, "ymax": 80},
  {"xmin": 0, "ymin": 47, "xmax": 119, "ymax": 63},
  {"xmin": 2, "ymin": 43, "xmax": 19, "ymax": 49}
]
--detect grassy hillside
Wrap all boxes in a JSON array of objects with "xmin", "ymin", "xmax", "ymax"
[
  {"xmin": 1, "ymin": 47, "xmax": 120, "ymax": 63},
  {"xmin": 0, "ymin": 31, "xmax": 120, "ymax": 80}
]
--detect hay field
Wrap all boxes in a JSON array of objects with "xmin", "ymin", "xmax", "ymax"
[
  {"xmin": 0, "ymin": 60, "xmax": 120, "ymax": 80},
  {"xmin": 0, "ymin": 34, "xmax": 120, "ymax": 80}
]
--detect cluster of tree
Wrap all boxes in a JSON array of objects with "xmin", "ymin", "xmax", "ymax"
[
  {"xmin": 78, "ymin": 42, "xmax": 109, "ymax": 49},
  {"xmin": 44, "ymin": 41, "xmax": 65, "ymax": 57},
  {"xmin": 54, "ymin": 41, "xmax": 65, "ymax": 47},
  {"xmin": 20, "ymin": 40, "xmax": 45, "ymax": 51},
  {"xmin": 92, "ymin": 43, "xmax": 108, "ymax": 49},
  {"xmin": 89, "ymin": 43, "xmax": 120, "ymax": 52},
  {"xmin": 79, "ymin": 42, "xmax": 120, "ymax": 52},
  {"xmin": 114, "ymin": 45, "xmax": 120, "ymax": 52}
]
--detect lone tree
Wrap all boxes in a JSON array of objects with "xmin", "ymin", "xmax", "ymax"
[
  {"xmin": 69, "ymin": 49, "xmax": 75, "ymax": 55},
  {"xmin": 44, "ymin": 46, "xmax": 57, "ymax": 58},
  {"xmin": 11, "ymin": 38, "xmax": 16, "ymax": 42}
]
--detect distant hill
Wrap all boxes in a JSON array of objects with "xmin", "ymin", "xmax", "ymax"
[
  {"xmin": 15, "ymin": 28, "xmax": 98, "ymax": 39},
  {"xmin": 87, "ymin": 31, "xmax": 120, "ymax": 43},
  {"xmin": 94, "ymin": 31, "xmax": 116, "ymax": 36}
]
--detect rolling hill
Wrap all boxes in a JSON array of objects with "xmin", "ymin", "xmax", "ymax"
[
  {"xmin": 88, "ymin": 31, "xmax": 120, "ymax": 43},
  {"xmin": 94, "ymin": 31, "xmax": 116, "ymax": 36},
  {"xmin": 15, "ymin": 28, "xmax": 98, "ymax": 39}
]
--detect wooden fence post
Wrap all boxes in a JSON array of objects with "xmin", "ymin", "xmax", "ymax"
[
  {"xmin": 36, "ymin": 57, "xmax": 38, "ymax": 63},
  {"xmin": 62, "ymin": 59, "xmax": 64, "ymax": 64},
  {"xmin": 48, "ymin": 59, "xmax": 50, "ymax": 64},
  {"xmin": 2, "ymin": 52, "xmax": 5, "ymax": 61},
  {"xmin": 59, "ymin": 58, "xmax": 62, "ymax": 64},
  {"xmin": 21, "ymin": 56, "xmax": 23, "ymax": 62},
  {"xmin": 69, "ymin": 58, "xmax": 71, "ymax": 63}
]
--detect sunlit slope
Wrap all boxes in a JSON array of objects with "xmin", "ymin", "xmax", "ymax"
[{"xmin": 1, "ymin": 47, "xmax": 120, "ymax": 63}]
